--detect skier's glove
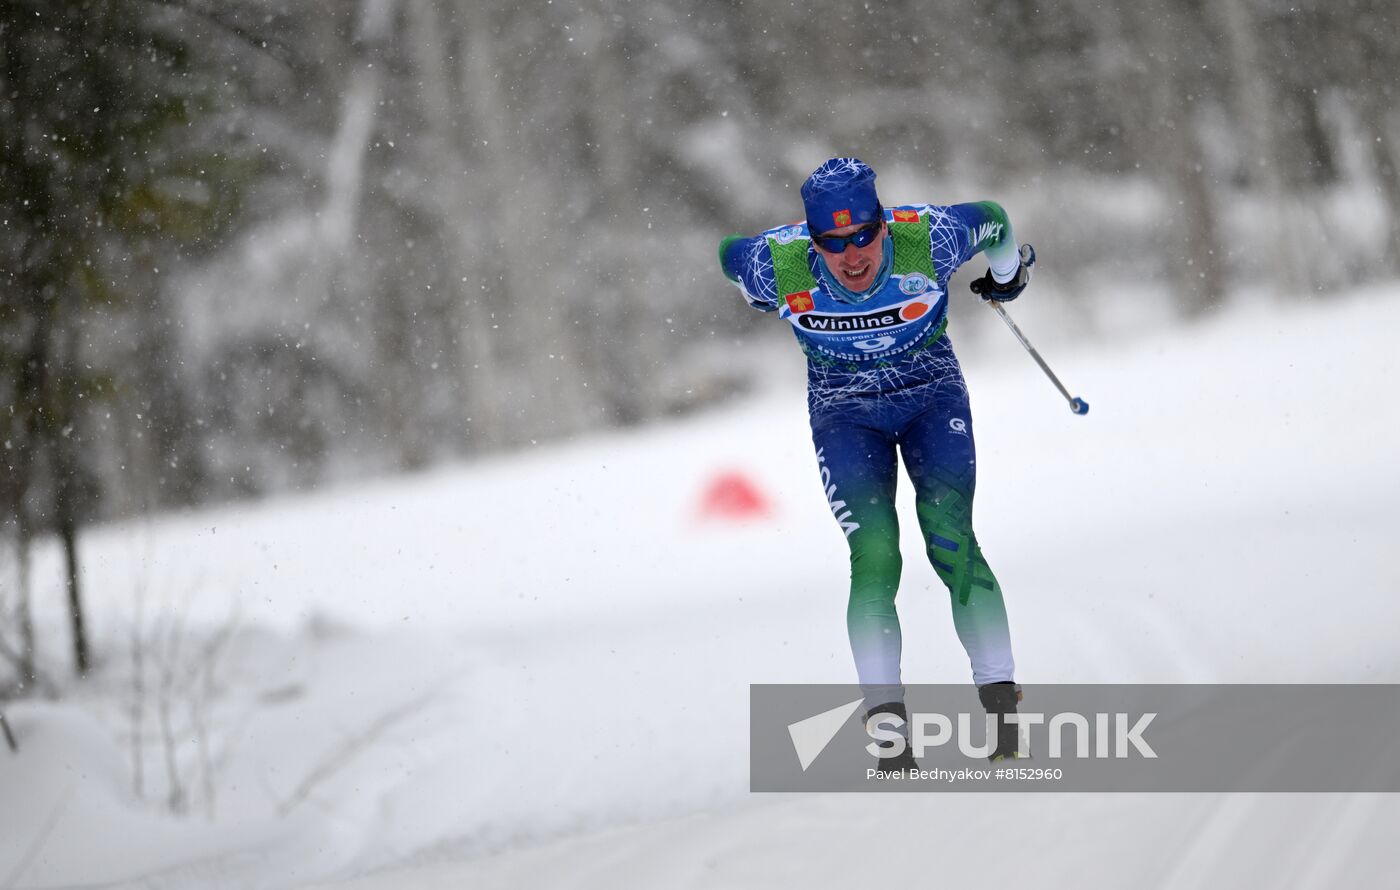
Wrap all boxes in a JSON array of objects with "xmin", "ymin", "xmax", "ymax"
[{"xmin": 969, "ymin": 243, "xmax": 1036, "ymax": 302}]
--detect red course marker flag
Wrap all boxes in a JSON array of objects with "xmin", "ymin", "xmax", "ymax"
[{"xmin": 697, "ymin": 471, "xmax": 773, "ymax": 521}]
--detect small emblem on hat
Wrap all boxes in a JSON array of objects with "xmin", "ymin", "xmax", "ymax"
[{"xmin": 832, "ymin": 209, "xmax": 852, "ymax": 227}]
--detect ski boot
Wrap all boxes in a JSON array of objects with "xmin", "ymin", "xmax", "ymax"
[
  {"xmin": 978, "ymin": 681, "xmax": 1028, "ymax": 762},
  {"xmin": 866, "ymin": 701, "xmax": 919, "ymax": 775}
]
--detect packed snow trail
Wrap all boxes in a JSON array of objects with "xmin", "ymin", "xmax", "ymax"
[{"xmin": 4, "ymin": 287, "xmax": 1398, "ymax": 889}]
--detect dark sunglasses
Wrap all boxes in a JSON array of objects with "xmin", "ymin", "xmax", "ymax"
[{"xmin": 810, "ymin": 217, "xmax": 883, "ymax": 253}]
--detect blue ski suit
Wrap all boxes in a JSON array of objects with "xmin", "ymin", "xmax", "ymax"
[{"xmin": 719, "ymin": 202, "xmax": 1021, "ymax": 706}]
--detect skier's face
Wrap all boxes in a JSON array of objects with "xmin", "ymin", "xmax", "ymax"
[{"xmin": 812, "ymin": 219, "xmax": 886, "ymax": 292}]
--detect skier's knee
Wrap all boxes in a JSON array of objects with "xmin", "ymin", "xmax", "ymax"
[{"xmin": 850, "ymin": 538, "xmax": 901, "ymax": 593}]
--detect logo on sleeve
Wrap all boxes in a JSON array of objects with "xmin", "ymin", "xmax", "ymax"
[
  {"xmin": 968, "ymin": 221, "xmax": 1004, "ymax": 247},
  {"xmin": 892, "ymin": 209, "xmax": 920, "ymax": 223},
  {"xmin": 785, "ymin": 291, "xmax": 815, "ymax": 313},
  {"xmin": 832, "ymin": 209, "xmax": 852, "ymax": 227}
]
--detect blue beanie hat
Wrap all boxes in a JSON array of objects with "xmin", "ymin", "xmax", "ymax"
[{"xmin": 801, "ymin": 158, "xmax": 881, "ymax": 234}]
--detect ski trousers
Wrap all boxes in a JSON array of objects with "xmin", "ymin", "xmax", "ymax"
[{"xmin": 807, "ymin": 338, "xmax": 1015, "ymax": 707}]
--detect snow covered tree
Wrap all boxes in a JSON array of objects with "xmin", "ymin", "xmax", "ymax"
[{"xmin": 0, "ymin": 0, "xmax": 258, "ymax": 679}]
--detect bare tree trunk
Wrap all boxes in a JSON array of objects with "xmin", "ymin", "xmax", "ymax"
[
  {"xmin": 457, "ymin": 18, "xmax": 521, "ymax": 448},
  {"xmin": 322, "ymin": 0, "xmax": 414, "ymax": 466},
  {"xmin": 7, "ymin": 286, "xmax": 49, "ymax": 690},
  {"xmin": 400, "ymin": 0, "xmax": 473, "ymax": 462},
  {"xmin": 1138, "ymin": 6, "xmax": 1225, "ymax": 317},
  {"xmin": 322, "ymin": 0, "xmax": 393, "ymax": 254},
  {"xmin": 14, "ymin": 522, "xmax": 36, "ymax": 688},
  {"xmin": 129, "ymin": 575, "xmax": 147, "ymax": 798},
  {"xmin": 582, "ymin": 3, "xmax": 652, "ymax": 426},
  {"xmin": 1363, "ymin": 113, "xmax": 1400, "ymax": 275},
  {"xmin": 53, "ymin": 287, "xmax": 90, "ymax": 678},
  {"xmin": 133, "ymin": 283, "xmax": 206, "ymax": 508},
  {"xmin": 60, "ymin": 520, "xmax": 88, "ymax": 676},
  {"xmin": 1210, "ymin": 0, "xmax": 1311, "ymax": 293}
]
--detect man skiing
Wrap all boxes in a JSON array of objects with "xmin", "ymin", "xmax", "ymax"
[{"xmin": 718, "ymin": 158, "xmax": 1031, "ymax": 768}]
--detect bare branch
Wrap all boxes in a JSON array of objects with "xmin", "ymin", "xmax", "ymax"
[
  {"xmin": 0, "ymin": 710, "xmax": 17, "ymax": 753},
  {"xmin": 135, "ymin": 0, "xmax": 299, "ymax": 68},
  {"xmin": 1, "ymin": 783, "xmax": 74, "ymax": 888},
  {"xmin": 276, "ymin": 686, "xmax": 441, "ymax": 817}
]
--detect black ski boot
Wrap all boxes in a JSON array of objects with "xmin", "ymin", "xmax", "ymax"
[
  {"xmin": 866, "ymin": 701, "xmax": 919, "ymax": 775},
  {"xmin": 978, "ymin": 681, "xmax": 1027, "ymax": 762}
]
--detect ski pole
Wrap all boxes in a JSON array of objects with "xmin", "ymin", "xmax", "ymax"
[{"xmin": 987, "ymin": 301, "xmax": 1089, "ymax": 415}]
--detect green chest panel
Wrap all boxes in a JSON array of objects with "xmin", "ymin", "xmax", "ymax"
[{"xmin": 765, "ymin": 219, "xmax": 935, "ymax": 301}]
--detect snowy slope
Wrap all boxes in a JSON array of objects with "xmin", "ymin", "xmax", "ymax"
[{"xmin": 4, "ymin": 287, "xmax": 1399, "ymax": 889}]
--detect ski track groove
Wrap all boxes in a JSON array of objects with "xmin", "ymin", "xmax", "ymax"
[
  {"xmin": 1289, "ymin": 794, "xmax": 1390, "ymax": 889},
  {"xmin": 1157, "ymin": 793, "xmax": 1265, "ymax": 889}
]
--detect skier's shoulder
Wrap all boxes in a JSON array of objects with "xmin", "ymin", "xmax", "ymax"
[
  {"xmin": 885, "ymin": 202, "xmax": 966, "ymax": 230},
  {"xmin": 722, "ymin": 220, "xmax": 808, "ymax": 312},
  {"xmin": 757, "ymin": 218, "xmax": 811, "ymax": 248},
  {"xmin": 886, "ymin": 202, "xmax": 941, "ymax": 220},
  {"xmin": 882, "ymin": 202, "xmax": 968, "ymax": 244},
  {"xmin": 724, "ymin": 220, "xmax": 803, "ymax": 277}
]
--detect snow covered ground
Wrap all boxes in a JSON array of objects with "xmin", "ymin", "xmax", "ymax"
[{"xmin": 4, "ymin": 286, "xmax": 1399, "ymax": 889}]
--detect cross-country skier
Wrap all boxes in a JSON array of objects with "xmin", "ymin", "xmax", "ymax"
[{"xmin": 718, "ymin": 158, "xmax": 1032, "ymax": 768}]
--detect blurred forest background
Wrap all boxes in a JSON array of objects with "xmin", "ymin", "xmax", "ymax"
[{"xmin": 2, "ymin": 0, "xmax": 1398, "ymax": 680}]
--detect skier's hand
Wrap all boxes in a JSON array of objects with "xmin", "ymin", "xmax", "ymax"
[{"xmin": 970, "ymin": 243, "xmax": 1035, "ymax": 302}]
